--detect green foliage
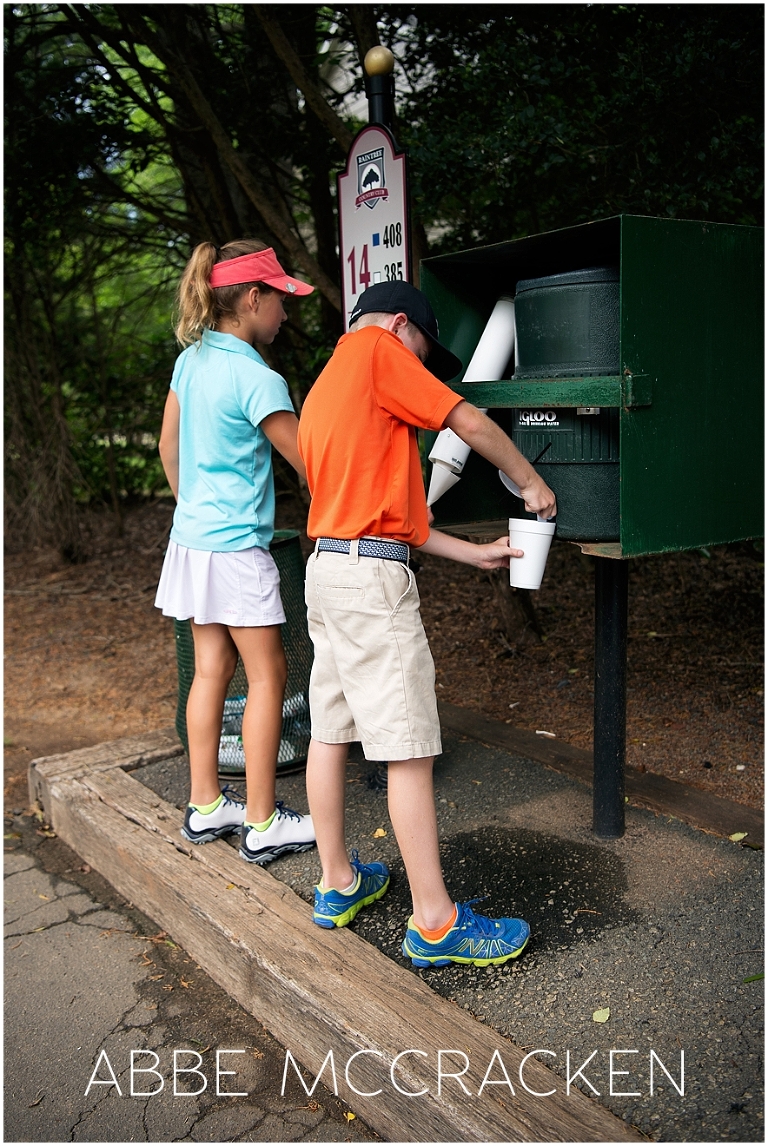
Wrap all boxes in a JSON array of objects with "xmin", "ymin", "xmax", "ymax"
[
  {"xmin": 380, "ymin": 5, "xmax": 763, "ymax": 251},
  {"xmin": 4, "ymin": 3, "xmax": 763, "ymax": 552}
]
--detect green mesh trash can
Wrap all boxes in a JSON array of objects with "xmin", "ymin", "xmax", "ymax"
[{"xmin": 174, "ymin": 530, "xmax": 313, "ymax": 774}]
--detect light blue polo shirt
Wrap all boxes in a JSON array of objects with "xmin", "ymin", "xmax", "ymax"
[{"xmin": 169, "ymin": 330, "xmax": 295, "ymax": 551}]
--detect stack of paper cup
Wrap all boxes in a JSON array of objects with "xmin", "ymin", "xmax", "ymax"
[
  {"xmin": 427, "ymin": 296, "xmax": 517, "ymax": 506},
  {"xmin": 509, "ymin": 518, "xmax": 556, "ymax": 590}
]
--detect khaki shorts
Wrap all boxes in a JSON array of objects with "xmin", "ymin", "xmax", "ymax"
[{"xmin": 305, "ymin": 548, "xmax": 441, "ymax": 761}]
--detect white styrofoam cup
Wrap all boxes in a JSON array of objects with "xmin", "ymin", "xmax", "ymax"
[{"xmin": 509, "ymin": 517, "xmax": 556, "ymax": 590}]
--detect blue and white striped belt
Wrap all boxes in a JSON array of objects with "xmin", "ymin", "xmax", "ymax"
[{"xmin": 317, "ymin": 537, "xmax": 409, "ymax": 565}]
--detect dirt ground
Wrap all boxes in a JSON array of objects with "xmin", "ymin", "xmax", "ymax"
[{"xmin": 4, "ymin": 498, "xmax": 763, "ymax": 814}]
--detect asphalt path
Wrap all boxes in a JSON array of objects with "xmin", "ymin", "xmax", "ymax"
[{"xmin": 5, "ymin": 728, "xmax": 763, "ymax": 1142}]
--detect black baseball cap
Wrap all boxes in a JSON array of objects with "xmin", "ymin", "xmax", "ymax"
[{"xmin": 348, "ymin": 280, "xmax": 463, "ymax": 382}]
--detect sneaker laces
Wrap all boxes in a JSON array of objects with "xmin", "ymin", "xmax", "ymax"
[
  {"xmin": 350, "ymin": 848, "xmax": 373, "ymax": 875},
  {"xmin": 275, "ymin": 800, "xmax": 302, "ymax": 822},
  {"xmin": 458, "ymin": 899, "xmax": 499, "ymax": 936},
  {"xmin": 220, "ymin": 785, "xmax": 246, "ymax": 809}
]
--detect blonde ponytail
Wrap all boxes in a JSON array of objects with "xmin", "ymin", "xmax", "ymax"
[{"xmin": 174, "ymin": 238, "xmax": 274, "ymax": 346}]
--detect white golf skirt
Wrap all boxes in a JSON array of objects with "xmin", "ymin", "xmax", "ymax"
[{"xmin": 155, "ymin": 540, "xmax": 286, "ymax": 627}]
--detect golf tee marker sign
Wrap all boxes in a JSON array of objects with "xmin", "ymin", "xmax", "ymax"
[{"xmin": 338, "ymin": 125, "xmax": 410, "ymax": 330}]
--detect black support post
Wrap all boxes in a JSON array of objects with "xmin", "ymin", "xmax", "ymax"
[
  {"xmin": 593, "ymin": 556, "xmax": 629, "ymax": 837},
  {"xmin": 366, "ymin": 72, "xmax": 395, "ymax": 130}
]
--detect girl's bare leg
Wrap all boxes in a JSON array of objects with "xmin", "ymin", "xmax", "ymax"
[
  {"xmin": 305, "ymin": 739, "xmax": 352, "ymax": 889},
  {"xmin": 188, "ymin": 621, "xmax": 238, "ymax": 807},
  {"xmin": 387, "ymin": 756, "xmax": 455, "ymax": 931},
  {"xmin": 227, "ymin": 624, "xmax": 286, "ymax": 825}
]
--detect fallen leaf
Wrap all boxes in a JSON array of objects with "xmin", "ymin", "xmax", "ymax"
[
  {"xmin": 180, "ymin": 978, "xmax": 193, "ymax": 988},
  {"xmin": 344, "ymin": 1112, "xmax": 356, "ymax": 1122},
  {"xmin": 743, "ymin": 972, "xmax": 763, "ymax": 983},
  {"xmin": 373, "ymin": 828, "xmax": 387, "ymax": 838},
  {"xmin": 225, "ymin": 883, "xmax": 235, "ymax": 890},
  {"xmin": 729, "ymin": 832, "xmax": 748, "ymax": 842},
  {"xmin": 471, "ymin": 780, "xmax": 482, "ymax": 785},
  {"xmin": 592, "ymin": 1007, "xmax": 610, "ymax": 1023}
]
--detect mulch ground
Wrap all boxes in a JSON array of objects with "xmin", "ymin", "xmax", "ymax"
[{"xmin": 4, "ymin": 498, "xmax": 763, "ymax": 814}]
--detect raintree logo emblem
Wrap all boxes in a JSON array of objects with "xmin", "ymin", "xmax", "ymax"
[{"xmin": 356, "ymin": 147, "xmax": 388, "ymax": 210}]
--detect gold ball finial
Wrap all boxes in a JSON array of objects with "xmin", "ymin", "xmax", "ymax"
[{"xmin": 364, "ymin": 45, "xmax": 395, "ymax": 76}]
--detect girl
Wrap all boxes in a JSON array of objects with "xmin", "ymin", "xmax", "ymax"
[{"xmin": 155, "ymin": 239, "xmax": 316, "ymax": 864}]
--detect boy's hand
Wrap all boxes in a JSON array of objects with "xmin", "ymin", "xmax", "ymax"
[
  {"xmin": 418, "ymin": 528, "xmax": 522, "ymax": 567},
  {"xmin": 518, "ymin": 474, "xmax": 557, "ymax": 520},
  {"xmin": 472, "ymin": 536, "xmax": 523, "ymax": 570}
]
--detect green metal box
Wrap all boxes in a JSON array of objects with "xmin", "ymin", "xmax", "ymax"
[{"xmin": 422, "ymin": 215, "xmax": 763, "ymax": 557}]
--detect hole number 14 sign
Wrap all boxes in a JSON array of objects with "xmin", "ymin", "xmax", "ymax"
[{"xmin": 337, "ymin": 124, "xmax": 411, "ymax": 330}]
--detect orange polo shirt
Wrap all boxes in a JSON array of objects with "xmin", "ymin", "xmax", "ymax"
[{"xmin": 298, "ymin": 326, "xmax": 462, "ymax": 547}]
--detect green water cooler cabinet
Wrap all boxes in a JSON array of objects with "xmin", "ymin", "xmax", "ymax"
[
  {"xmin": 423, "ymin": 214, "xmax": 763, "ymax": 558},
  {"xmin": 422, "ymin": 215, "xmax": 762, "ymax": 837}
]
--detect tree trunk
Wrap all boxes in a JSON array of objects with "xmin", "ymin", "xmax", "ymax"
[
  {"xmin": 5, "ymin": 268, "xmax": 86, "ymax": 560},
  {"xmin": 485, "ymin": 569, "xmax": 543, "ymax": 647}
]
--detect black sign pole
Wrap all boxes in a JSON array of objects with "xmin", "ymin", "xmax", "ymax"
[
  {"xmin": 364, "ymin": 48, "xmax": 395, "ymax": 130},
  {"xmin": 593, "ymin": 557, "xmax": 629, "ymax": 837},
  {"xmin": 362, "ymin": 46, "xmax": 412, "ymax": 283}
]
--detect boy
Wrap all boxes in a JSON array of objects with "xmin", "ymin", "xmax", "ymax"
[{"xmin": 297, "ymin": 281, "xmax": 556, "ymax": 967}]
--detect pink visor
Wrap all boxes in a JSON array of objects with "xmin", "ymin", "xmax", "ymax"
[{"xmin": 209, "ymin": 248, "xmax": 314, "ymax": 295}]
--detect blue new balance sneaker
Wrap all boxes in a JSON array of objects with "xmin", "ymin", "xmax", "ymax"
[
  {"xmin": 401, "ymin": 899, "xmax": 530, "ymax": 967},
  {"xmin": 313, "ymin": 850, "xmax": 390, "ymax": 928}
]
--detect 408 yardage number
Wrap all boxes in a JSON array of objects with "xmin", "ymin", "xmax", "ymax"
[{"xmin": 382, "ymin": 223, "xmax": 402, "ymax": 248}]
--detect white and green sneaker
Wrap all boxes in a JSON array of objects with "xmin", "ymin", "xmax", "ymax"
[
  {"xmin": 180, "ymin": 786, "xmax": 246, "ymax": 844},
  {"xmin": 239, "ymin": 802, "xmax": 315, "ymax": 865}
]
